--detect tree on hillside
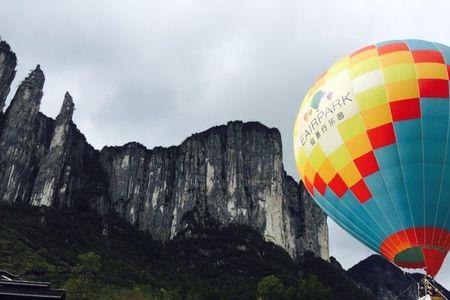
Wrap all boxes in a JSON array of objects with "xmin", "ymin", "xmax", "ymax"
[
  {"xmin": 257, "ymin": 275, "xmax": 286, "ymax": 300},
  {"xmin": 64, "ymin": 252, "xmax": 102, "ymax": 300},
  {"xmin": 297, "ymin": 275, "xmax": 332, "ymax": 300}
]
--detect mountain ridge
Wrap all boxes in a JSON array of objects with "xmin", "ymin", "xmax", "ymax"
[
  {"xmin": 348, "ymin": 254, "xmax": 450, "ymax": 300},
  {"xmin": 0, "ymin": 39, "xmax": 328, "ymax": 262}
]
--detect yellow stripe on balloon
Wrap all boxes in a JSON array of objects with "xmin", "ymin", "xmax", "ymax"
[
  {"xmin": 349, "ymin": 58, "xmax": 380, "ymax": 79},
  {"xmin": 329, "ymin": 145, "xmax": 352, "ymax": 171},
  {"xmin": 379, "ymin": 51, "xmax": 413, "ymax": 67},
  {"xmin": 361, "ymin": 104, "xmax": 393, "ymax": 129},
  {"xmin": 415, "ymin": 62, "xmax": 449, "ymax": 80},
  {"xmin": 317, "ymin": 159, "xmax": 336, "ymax": 184},
  {"xmin": 385, "ymin": 79, "xmax": 419, "ymax": 101},
  {"xmin": 309, "ymin": 145, "xmax": 327, "ymax": 170},
  {"xmin": 337, "ymin": 114, "xmax": 366, "ymax": 141},
  {"xmin": 355, "ymin": 86, "xmax": 389, "ymax": 111},
  {"xmin": 340, "ymin": 162, "xmax": 362, "ymax": 186},
  {"xmin": 326, "ymin": 56, "xmax": 350, "ymax": 79},
  {"xmin": 382, "ymin": 63, "xmax": 417, "ymax": 83},
  {"xmin": 346, "ymin": 133, "xmax": 372, "ymax": 159},
  {"xmin": 350, "ymin": 48, "xmax": 378, "ymax": 65}
]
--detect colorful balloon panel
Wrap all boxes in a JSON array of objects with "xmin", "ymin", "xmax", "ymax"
[{"xmin": 293, "ymin": 39, "xmax": 450, "ymax": 276}]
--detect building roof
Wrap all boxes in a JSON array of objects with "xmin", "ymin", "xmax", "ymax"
[{"xmin": 0, "ymin": 270, "xmax": 65, "ymax": 299}]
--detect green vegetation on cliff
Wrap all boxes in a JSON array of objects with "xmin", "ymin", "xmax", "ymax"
[{"xmin": 0, "ymin": 204, "xmax": 371, "ymax": 299}]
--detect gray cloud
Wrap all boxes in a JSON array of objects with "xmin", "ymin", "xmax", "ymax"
[{"xmin": 1, "ymin": 0, "xmax": 450, "ymax": 287}]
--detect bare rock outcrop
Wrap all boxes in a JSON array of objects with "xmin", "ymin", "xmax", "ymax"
[
  {"xmin": 0, "ymin": 65, "xmax": 46, "ymax": 203},
  {"xmin": 0, "ymin": 41, "xmax": 16, "ymax": 113},
  {"xmin": 99, "ymin": 122, "xmax": 329, "ymax": 259},
  {"xmin": 0, "ymin": 39, "xmax": 329, "ymax": 261}
]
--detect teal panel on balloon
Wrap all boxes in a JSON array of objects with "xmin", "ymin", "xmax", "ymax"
[
  {"xmin": 361, "ymin": 171, "xmax": 401, "ymax": 235},
  {"xmin": 406, "ymin": 39, "xmax": 439, "ymax": 50},
  {"xmin": 421, "ymin": 99, "xmax": 449, "ymax": 230},
  {"xmin": 314, "ymin": 188, "xmax": 382, "ymax": 252},
  {"xmin": 393, "ymin": 119, "xmax": 423, "ymax": 231}
]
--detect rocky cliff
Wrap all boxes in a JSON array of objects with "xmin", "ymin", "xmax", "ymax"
[
  {"xmin": 98, "ymin": 123, "xmax": 328, "ymax": 259},
  {"xmin": 0, "ymin": 40, "xmax": 328, "ymax": 261},
  {"xmin": 0, "ymin": 41, "xmax": 16, "ymax": 113},
  {"xmin": 348, "ymin": 255, "xmax": 450, "ymax": 300}
]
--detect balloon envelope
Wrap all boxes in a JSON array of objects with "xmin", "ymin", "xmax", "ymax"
[{"xmin": 293, "ymin": 39, "xmax": 450, "ymax": 277}]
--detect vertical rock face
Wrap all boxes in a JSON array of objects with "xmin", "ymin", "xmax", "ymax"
[
  {"xmin": 99, "ymin": 143, "xmax": 177, "ymax": 236},
  {"xmin": 31, "ymin": 93, "xmax": 75, "ymax": 207},
  {"xmin": 0, "ymin": 65, "xmax": 45, "ymax": 203},
  {"xmin": 0, "ymin": 40, "xmax": 329, "ymax": 261},
  {"xmin": 99, "ymin": 122, "xmax": 329, "ymax": 260},
  {"xmin": 283, "ymin": 174, "xmax": 329, "ymax": 259},
  {"xmin": 0, "ymin": 41, "xmax": 16, "ymax": 113}
]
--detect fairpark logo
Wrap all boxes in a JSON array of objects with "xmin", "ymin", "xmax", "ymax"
[{"xmin": 300, "ymin": 90, "xmax": 353, "ymax": 146}]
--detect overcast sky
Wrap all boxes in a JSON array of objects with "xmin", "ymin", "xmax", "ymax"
[{"xmin": 1, "ymin": 0, "xmax": 450, "ymax": 289}]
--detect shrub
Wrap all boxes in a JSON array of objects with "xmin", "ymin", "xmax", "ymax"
[
  {"xmin": 257, "ymin": 275, "xmax": 286, "ymax": 300},
  {"xmin": 297, "ymin": 275, "xmax": 332, "ymax": 300}
]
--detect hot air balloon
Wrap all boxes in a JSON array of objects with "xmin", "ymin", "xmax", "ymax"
[{"xmin": 293, "ymin": 40, "xmax": 450, "ymax": 285}]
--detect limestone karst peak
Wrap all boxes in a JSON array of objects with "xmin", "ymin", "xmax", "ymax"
[
  {"xmin": 26, "ymin": 64, "xmax": 45, "ymax": 87},
  {"xmin": 0, "ymin": 39, "xmax": 17, "ymax": 112},
  {"xmin": 5, "ymin": 64, "xmax": 44, "ymax": 115},
  {"xmin": 57, "ymin": 91, "xmax": 75, "ymax": 121},
  {"xmin": 0, "ymin": 39, "xmax": 16, "ymax": 60},
  {"xmin": 64, "ymin": 91, "xmax": 72, "ymax": 101},
  {"xmin": 15, "ymin": 64, "xmax": 45, "ymax": 95}
]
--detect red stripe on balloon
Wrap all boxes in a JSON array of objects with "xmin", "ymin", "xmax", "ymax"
[
  {"xmin": 314, "ymin": 173, "xmax": 327, "ymax": 196},
  {"xmin": 328, "ymin": 174, "xmax": 348, "ymax": 197},
  {"xmin": 367, "ymin": 123, "xmax": 396, "ymax": 149},
  {"xmin": 350, "ymin": 179, "xmax": 372, "ymax": 203},
  {"xmin": 423, "ymin": 248, "xmax": 446, "ymax": 277},
  {"xmin": 412, "ymin": 50, "xmax": 445, "ymax": 63},
  {"xmin": 304, "ymin": 177, "xmax": 314, "ymax": 195},
  {"xmin": 354, "ymin": 151, "xmax": 379, "ymax": 177},
  {"xmin": 380, "ymin": 227, "xmax": 450, "ymax": 277},
  {"xmin": 377, "ymin": 43, "xmax": 409, "ymax": 56},
  {"xmin": 418, "ymin": 79, "xmax": 449, "ymax": 98},
  {"xmin": 350, "ymin": 45, "xmax": 375, "ymax": 57},
  {"xmin": 389, "ymin": 98, "xmax": 421, "ymax": 121}
]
